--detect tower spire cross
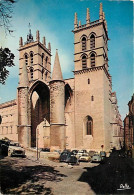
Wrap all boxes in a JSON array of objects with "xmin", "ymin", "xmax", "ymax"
[{"xmin": 28, "ymin": 23, "xmax": 31, "ymax": 34}]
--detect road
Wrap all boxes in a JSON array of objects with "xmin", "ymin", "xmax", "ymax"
[{"xmin": 0, "ymin": 151, "xmax": 134, "ymax": 195}]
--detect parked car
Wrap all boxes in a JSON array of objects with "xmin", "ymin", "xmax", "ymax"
[
  {"xmin": 40, "ymin": 148, "xmax": 50, "ymax": 152},
  {"xmin": 66, "ymin": 152, "xmax": 79, "ymax": 165},
  {"xmin": 76, "ymin": 150, "xmax": 87, "ymax": 158},
  {"xmin": 89, "ymin": 150, "xmax": 96, "ymax": 157},
  {"xmin": 79, "ymin": 153, "xmax": 91, "ymax": 162},
  {"xmin": 59, "ymin": 151, "xmax": 70, "ymax": 162},
  {"xmin": 8, "ymin": 142, "xmax": 26, "ymax": 157},
  {"xmin": 0, "ymin": 139, "xmax": 9, "ymax": 156},
  {"xmin": 91, "ymin": 153, "xmax": 102, "ymax": 163},
  {"xmin": 100, "ymin": 151, "xmax": 106, "ymax": 159}
]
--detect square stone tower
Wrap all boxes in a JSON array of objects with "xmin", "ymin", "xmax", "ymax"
[
  {"xmin": 73, "ymin": 3, "xmax": 112, "ymax": 151},
  {"xmin": 17, "ymin": 29, "xmax": 51, "ymax": 147}
]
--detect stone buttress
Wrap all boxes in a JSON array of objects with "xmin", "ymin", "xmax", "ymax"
[
  {"xmin": 50, "ymin": 50, "xmax": 65, "ymax": 150},
  {"xmin": 17, "ymin": 61, "xmax": 31, "ymax": 147}
]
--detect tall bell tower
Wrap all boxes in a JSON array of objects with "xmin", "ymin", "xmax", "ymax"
[
  {"xmin": 72, "ymin": 3, "xmax": 112, "ymax": 151},
  {"xmin": 18, "ymin": 28, "xmax": 51, "ymax": 85},
  {"xmin": 18, "ymin": 28, "xmax": 52, "ymax": 147},
  {"xmin": 73, "ymin": 3, "xmax": 109, "ymax": 72}
]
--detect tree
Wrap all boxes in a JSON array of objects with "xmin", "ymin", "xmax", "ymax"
[
  {"xmin": 0, "ymin": 0, "xmax": 16, "ymax": 84},
  {"xmin": 0, "ymin": 47, "xmax": 15, "ymax": 84},
  {"xmin": 0, "ymin": 0, "xmax": 16, "ymax": 34}
]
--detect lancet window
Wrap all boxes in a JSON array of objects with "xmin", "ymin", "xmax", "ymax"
[
  {"xmin": 90, "ymin": 34, "xmax": 95, "ymax": 49},
  {"xmin": 87, "ymin": 116, "xmax": 93, "ymax": 135},
  {"xmin": 90, "ymin": 53, "xmax": 95, "ymax": 67},
  {"xmin": 82, "ymin": 55, "xmax": 87, "ymax": 69},
  {"xmin": 25, "ymin": 54, "xmax": 28, "ymax": 66},
  {"xmin": 30, "ymin": 52, "xmax": 33, "ymax": 65},
  {"xmin": 82, "ymin": 37, "xmax": 86, "ymax": 51}
]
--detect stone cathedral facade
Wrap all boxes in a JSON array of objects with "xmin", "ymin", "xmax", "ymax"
[{"xmin": 0, "ymin": 3, "xmax": 124, "ymax": 152}]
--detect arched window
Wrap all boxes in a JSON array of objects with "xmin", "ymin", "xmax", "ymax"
[
  {"xmin": 42, "ymin": 69, "xmax": 44, "ymax": 79},
  {"xmin": 82, "ymin": 55, "xmax": 87, "ymax": 69},
  {"xmin": 30, "ymin": 52, "xmax": 33, "ymax": 65},
  {"xmin": 41, "ymin": 53, "xmax": 44, "ymax": 65},
  {"xmin": 87, "ymin": 116, "xmax": 93, "ymax": 135},
  {"xmin": 25, "ymin": 54, "xmax": 28, "ymax": 66},
  {"xmin": 91, "ymin": 95, "xmax": 94, "ymax": 101},
  {"xmin": 88, "ymin": 78, "xmax": 90, "ymax": 84},
  {"xmin": 90, "ymin": 53, "xmax": 95, "ymax": 67},
  {"xmin": 90, "ymin": 34, "xmax": 95, "ymax": 49},
  {"xmin": 30, "ymin": 68, "xmax": 33, "ymax": 80},
  {"xmin": 82, "ymin": 37, "xmax": 86, "ymax": 51},
  {"xmin": 45, "ymin": 56, "xmax": 48, "ymax": 68},
  {"xmin": 45, "ymin": 71, "xmax": 48, "ymax": 81}
]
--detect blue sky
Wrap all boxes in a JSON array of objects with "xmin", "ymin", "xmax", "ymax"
[{"xmin": 0, "ymin": 0, "xmax": 133, "ymax": 120}]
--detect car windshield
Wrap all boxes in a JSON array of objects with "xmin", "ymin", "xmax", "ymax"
[
  {"xmin": 100, "ymin": 152, "xmax": 105, "ymax": 155},
  {"xmin": 82, "ymin": 154, "xmax": 88, "ymax": 156},
  {"xmin": 93, "ymin": 154, "xmax": 99, "ymax": 156}
]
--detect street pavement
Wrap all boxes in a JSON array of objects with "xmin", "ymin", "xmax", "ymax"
[{"xmin": 0, "ymin": 150, "xmax": 134, "ymax": 195}]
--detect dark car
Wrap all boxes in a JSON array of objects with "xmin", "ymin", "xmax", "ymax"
[
  {"xmin": 100, "ymin": 151, "xmax": 106, "ymax": 158},
  {"xmin": 59, "ymin": 151, "xmax": 70, "ymax": 162},
  {"xmin": 41, "ymin": 148, "xmax": 50, "ymax": 152},
  {"xmin": 0, "ymin": 139, "xmax": 9, "ymax": 156},
  {"xmin": 66, "ymin": 152, "xmax": 79, "ymax": 165},
  {"xmin": 100, "ymin": 151, "xmax": 106, "ymax": 162},
  {"xmin": 60, "ymin": 151, "xmax": 79, "ymax": 165}
]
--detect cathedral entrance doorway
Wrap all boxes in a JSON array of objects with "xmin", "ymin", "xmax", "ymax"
[{"xmin": 29, "ymin": 81, "xmax": 50, "ymax": 148}]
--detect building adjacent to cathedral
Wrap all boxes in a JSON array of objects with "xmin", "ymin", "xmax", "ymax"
[
  {"xmin": 124, "ymin": 94, "xmax": 134, "ymax": 157},
  {"xmin": 0, "ymin": 3, "xmax": 124, "ymax": 152}
]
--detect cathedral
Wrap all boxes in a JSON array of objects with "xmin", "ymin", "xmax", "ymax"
[{"xmin": 0, "ymin": 3, "xmax": 124, "ymax": 152}]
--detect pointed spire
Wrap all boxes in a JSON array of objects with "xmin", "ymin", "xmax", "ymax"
[
  {"xmin": 48, "ymin": 42, "xmax": 51, "ymax": 52},
  {"xmin": 52, "ymin": 49, "xmax": 63, "ymax": 81},
  {"xmin": 103, "ymin": 11, "xmax": 105, "ymax": 20},
  {"xmin": 20, "ymin": 63, "xmax": 29, "ymax": 87},
  {"xmin": 26, "ymin": 23, "xmax": 34, "ymax": 44},
  {"xmin": 42, "ymin": 37, "xmax": 46, "ymax": 46},
  {"xmin": 99, "ymin": 3, "xmax": 103, "ymax": 21},
  {"xmin": 36, "ymin": 30, "xmax": 40, "ymax": 42},
  {"xmin": 86, "ymin": 8, "xmax": 90, "ymax": 24},
  {"xmin": 74, "ymin": 12, "xmax": 78, "ymax": 29},
  {"xmin": 19, "ymin": 37, "xmax": 23, "ymax": 47},
  {"xmin": 105, "ymin": 20, "xmax": 108, "ymax": 31},
  {"xmin": 79, "ymin": 20, "xmax": 81, "ymax": 27}
]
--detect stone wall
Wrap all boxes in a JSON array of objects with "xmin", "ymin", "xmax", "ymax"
[{"xmin": 0, "ymin": 100, "xmax": 18, "ymax": 141}]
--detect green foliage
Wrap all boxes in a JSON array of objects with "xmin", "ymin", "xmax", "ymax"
[{"xmin": 0, "ymin": 47, "xmax": 15, "ymax": 84}]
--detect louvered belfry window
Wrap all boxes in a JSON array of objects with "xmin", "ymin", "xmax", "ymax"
[
  {"xmin": 30, "ymin": 53, "xmax": 33, "ymax": 65},
  {"xmin": 90, "ymin": 34, "xmax": 95, "ymax": 49},
  {"xmin": 82, "ymin": 55, "xmax": 87, "ymax": 69},
  {"xmin": 25, "ymin": 54, "xmax": 28, "ymax": 66},
  {"xmin": 82, "ymin": 37, "xmax": 86, "ymax": 51},
  {"xmin": 91, "ymin": 53, "xmax": 95, "ymax": 67}
]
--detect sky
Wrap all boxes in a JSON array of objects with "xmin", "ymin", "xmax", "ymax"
[{"xmin": 0, "ymin": 0, "xmax": 133, "ymax": 120}]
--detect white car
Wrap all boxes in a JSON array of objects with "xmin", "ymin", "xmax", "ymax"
[
  {"xmin": 76, "ymin": 150, "xmax": 87, "ymax": 158},
  {"xmin": 8, "ymin": 142, "xmax": 25, "ymax": 157},
  {"xmin": 79, "ymin": 153, "xmax": 91, "ymax": 162},
  {"xmin": 91, "ymin": 154, "xmax": 102, "ymax": 163}
]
